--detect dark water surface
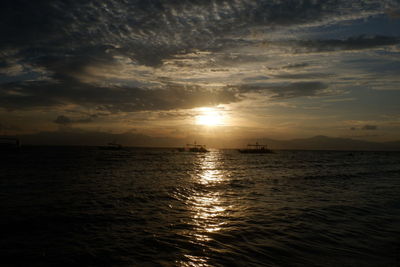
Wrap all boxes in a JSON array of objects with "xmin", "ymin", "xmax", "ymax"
[{"xmin": 1, "ymin": 147, "xmax": 399, "ymax": 266}]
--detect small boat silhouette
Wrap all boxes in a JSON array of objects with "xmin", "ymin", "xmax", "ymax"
[
  {"xmin": 0, "ymin": 138, "xmax": 20, "ymax": 149},
  {"xmin": 99, "ymin": 141, "xmax": 123, "ymax": 150},
  {"xmin": 179, "ymin": 141, "xmax": 208, "ymax": 152}
]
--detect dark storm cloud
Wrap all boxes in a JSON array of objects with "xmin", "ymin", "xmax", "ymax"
[
  {"xmin": 0, "ymin": 80, "xmax": 239, "ymax": 111},
  {"xmin": 1, "ymin": 0, "xmax": 395, "ymax": 67},
  {"xmin": 1, "ymin": 0, "xmax": 398, "ymax": 112},
  {"xmin": 235, "ymin": 82, "xmax": 329, "ymax": 99}
]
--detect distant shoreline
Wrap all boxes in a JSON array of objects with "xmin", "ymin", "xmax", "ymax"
[{"xmin": 6, "ymin": 144, "xmax": 400, "ymax": 152}]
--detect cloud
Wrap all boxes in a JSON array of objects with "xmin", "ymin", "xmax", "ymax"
[
  {"xmin": 1, "ymin": 0, "xmax": 399, "ymax": 139},
  {"xmin": 235, "ymin": 81, "xmax": 331, "ymax": 99},
  {"xmin": 0, "ymin": 79, "xmax": 240, "ymax": 111},
  {"xmin": 1, "ymin": 1, "xmax": 395, "ymax": 73},
  {"xmin": 0, "ymin": 122, "xmax": 21, "ymax": 131},
  {"xmin": 274, "ymin": 72, "xmax": 334, "ymax": 79},
  {"xmin": 350, "ymin": 125, "xmax": 379, "ymax": 131},
  {"xmin": 1, "ymin": 1, "xmax": 396, "ymax": 79},
  {"xmin": 294, "ymin": 35, "xmax": 400, "ymax": 53},
  {"xmin": 54, "ymin": 115, "xmax": 93, "ymax": 125},
  {"xmin": 242, "ymin": 75, "xmax": 270, "ymax": 82},
  {"xmin": 283, "ymin": 63, "xmax": 310, "ymax": 69},
  {"xmin": 323, "ymin": 98, "xmax": 356, "ymax": 103},
  {"xmin": 54, "ymin": 115, "xmax": 72, "ymax": 125},
  {"xmin": 362, "ymin": 125, "xmax": 378, "ymax": 130},
  {"xmin": 386, "ymin": 8, "xmax": 400, "ymax": 19},
  {"xmin": 0, "ymin": 59, "xmax": 24, "ymax": 76},
  {"xmin": 265, "ymin": 63, "xmax": 311, "ymax": 71}
]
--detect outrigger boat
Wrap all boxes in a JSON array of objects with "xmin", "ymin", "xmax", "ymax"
[
  {"xmin": 0, "ymin": 138, "xmax": 20, "ymax": 149},
  {"xmin": 99, "ymin": 141, "xmax": 123, "ymax": 150},
  {"xmin": 178, "ymin": 141, "xmax": 208, "ymax": 152},
  {"xmin": 238, "ymin": 142, "xmax": 274, "ymax": 154}
]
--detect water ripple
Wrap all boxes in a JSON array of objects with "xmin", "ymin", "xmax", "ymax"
[{"xmin": 0, "ymin": 148, "xmax": 399, "ymax": 266}]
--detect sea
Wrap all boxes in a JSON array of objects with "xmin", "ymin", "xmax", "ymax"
[{"xmin": 1, "ymin": 147, "xmax": 399, "ymax": 266}]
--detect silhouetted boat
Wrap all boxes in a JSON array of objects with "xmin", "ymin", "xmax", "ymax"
[
  {"xmin": 0, "ymin": 138, "xmax": 20, "ymax": 149},
  {"xmin": 238, "ymin": 142, "xmax": 274, "ymax": 154},
  {"xmin": 179, "ymin": 141, "xmax": 208, "ymax": 152},
  {"xmin": 99, "ymin": 141, "xmax": 123, "ymax": 150}
]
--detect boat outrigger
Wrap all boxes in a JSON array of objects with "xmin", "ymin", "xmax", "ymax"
[
  {"xmin": 178, "ymin": 141, "xmax": 208, "ymax": 152},
  {"xmin": 238, "ymin": 142, "xmax": 274, "ymax": 154}
]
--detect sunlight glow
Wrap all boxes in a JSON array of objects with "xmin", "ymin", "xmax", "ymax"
[{"xmin": 195, "ymin": 107, "xmax": 225, "ymax": 126}]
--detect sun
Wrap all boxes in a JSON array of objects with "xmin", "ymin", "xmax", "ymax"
[{"xmin": 195, "ymin": 107, "xmax": 225, "ymax": 126}]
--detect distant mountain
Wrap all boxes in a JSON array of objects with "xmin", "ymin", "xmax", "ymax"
[
  {"xmin": 4, "ymin": 131, "xmax": 183, "ymax": 147},
  {"xmin": 245, "ymin": 135, "xmax": 400, "ymax": 151},
  {"xmin": 3, "ymin": 132, "xmax": 400, "ymax": 151},
  {"xmin": 383, "ymin": 140, "xmax": 400, "ymax": 149}
]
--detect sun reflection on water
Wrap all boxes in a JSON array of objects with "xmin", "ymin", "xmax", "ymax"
[{"xmin": 181, "ymin": 150, "xmax": 231, "ymax": 266}]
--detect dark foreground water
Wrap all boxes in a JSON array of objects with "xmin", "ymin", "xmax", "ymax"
[{"xmin": 1, "ymin": 147, "xmax": 399, "ymax": 266}]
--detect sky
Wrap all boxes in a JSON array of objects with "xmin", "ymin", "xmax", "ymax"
[{"xmin": 1, "ymin": 0, "xmax": 400, "ymax": 144}]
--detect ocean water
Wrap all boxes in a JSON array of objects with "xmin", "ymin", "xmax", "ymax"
[{"xmin": 1, "ymin": 147, "xmax": 399, "ymax": 266}]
